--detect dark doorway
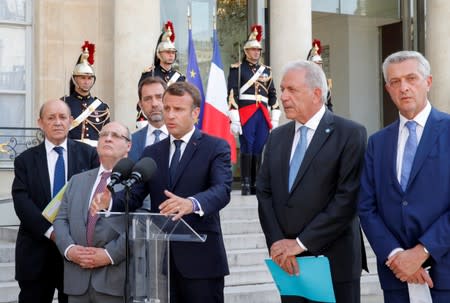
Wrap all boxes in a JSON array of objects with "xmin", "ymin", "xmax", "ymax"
[{"xmin": 380, "ymin": 21, "xmax": 402, "ymax": 127}]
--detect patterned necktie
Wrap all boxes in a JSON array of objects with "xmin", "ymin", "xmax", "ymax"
[
  {"xmin": 169, "ymin": 140, "xmax": 183, "ymax": 187},
  {"xmin": 86, "ymin": 171, "xmax": 112, "ymax": 246},
  {"xmin": 289, "ymin": 126, "xmax": 308, "ymax": 191},
  {"xmin": 400, "ymin": 121, "xmax": 418, "ymax": 191},
  {"xmin": 153, "ymin": 129, "xmax": 162, "ymax": 143},
  {"xmin": 53, "ymin": 146, "xmax": 65, "ymax": 197}
]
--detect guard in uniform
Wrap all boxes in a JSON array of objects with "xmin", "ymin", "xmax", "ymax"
[
  {"xmin": 136, "ymin": 21, "xmax": 185, "ymax": 128},
  {"xmin": 307, "ymin": 39, "xmax": 333, "ymax": 111},
  {"xmin": 227, "ymin": 25, "xmax": 281, "ymax": 195},
  {"xmin": 62, "ymin": 41, "xmax": 110, "ymax": 146}
]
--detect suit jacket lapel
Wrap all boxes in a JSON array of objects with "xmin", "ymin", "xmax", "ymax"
[
  {"xmin": 290, "ymin": 110, "xmax": 334, "ymax": 192},
  {"xmin": 67, "ymin": 139, "xmax": 77, "ymax": 179},
  {"xmin": 171, "ymin": 129, "xmax": 201, "ymax": 188},
  {"xmin": 36, "ymin": 143, "xmax": 51, "ymax": 202},
  {"xmin": 386, "ymin": 121, "xmax": 402, "ymax": 193},
  {"xmin": 408, "ymin": 108, "xmax": 440, "ymax": 188},
  {"xmin": 137, "ymin": 126, "xmax": 148, "ymax": 153},
  {"xmin": 282, "ymin": 122, "xmax": 296, "ymax": 193}
]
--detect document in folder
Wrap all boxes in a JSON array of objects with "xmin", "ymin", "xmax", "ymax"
[{"xmin": 265, "ymin": 256, "xmax": 335, "ymax": 303}]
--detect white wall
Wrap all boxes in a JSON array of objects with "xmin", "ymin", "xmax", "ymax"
[{"xmin": 313, "ymin": 14, "xmax": 382, "ymax": 136}]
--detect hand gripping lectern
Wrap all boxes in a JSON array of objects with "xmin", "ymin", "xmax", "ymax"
[{"xmin": 101, "ymin": 212, "xmax": 206, "ymax": 303}]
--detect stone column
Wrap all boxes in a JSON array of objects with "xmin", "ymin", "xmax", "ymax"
[
  {"xmin": 426, "ymin": 1, "xmax": 450, "ymax": 112},
  {"xmin": 114, "ymin": 0, "xmax": 160, "ymax": 129},
  {"xmin": 270, "ymin": 1, "xmax": 311, "ymax": 123}
]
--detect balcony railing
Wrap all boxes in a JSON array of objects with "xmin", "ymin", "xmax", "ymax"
[{"xmin": 0, "ymin": 127, "xmax": 43, "ymax": 169}]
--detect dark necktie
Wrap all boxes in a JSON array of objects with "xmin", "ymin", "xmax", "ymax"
[
  {"xmin": 53, "ymin": 146, "xmax": 65, "ymax": 197},
  {"xmin": 400, "ymin": 121, "xmax": 418, "ymax": 190},
  {"xmin": 289, "ymin": 126, "xmax": 308, "ymax": 191},
  {"xmin": 86, "ymin": 171, "xmax": 112, "ymax": 246},
  {"xmin": 153, "ymin": 129, "xmax": 162, "ymax": 143},
  {"xmin": 169, "ymin": 140, "xmax": 183, "ymax": 187}
]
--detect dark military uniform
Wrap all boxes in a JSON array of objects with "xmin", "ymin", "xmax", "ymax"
[
  {"xmin": 227, "ymin": 59, "xmax": 277, "ymax": 194},
  {"xmin": 139, "ymin": 64, "xmax": 185, "ymax": 85},
  {"xmin": 62, "ymin": 92, "xmax": 110, "ymax": 143}
]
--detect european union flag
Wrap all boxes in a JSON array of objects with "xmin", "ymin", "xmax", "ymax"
[{"xmin": 186, "ymin": 28, "xmax": 205, "ymax": 129}]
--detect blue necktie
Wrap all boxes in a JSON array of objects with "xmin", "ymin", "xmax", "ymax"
[
  {"xmin": 289, "ymin": 126, "xmax": 308, "ymax": 191},
  {"xmin": 53, "ymin": 146, "xmax": 65, "ymax": 197},
  {"xmin": 400, "ymin": 121, "xmax": 418, "ymax": 190},
  {"xmin": 153, "ymin": 129, "xmax": 162, "ymax": 143},
  {"xmin": 169, "ymin": 140, "xmax": 182, "ymax": 186}
]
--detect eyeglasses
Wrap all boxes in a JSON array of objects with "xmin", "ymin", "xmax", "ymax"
[{"xmin": 99, "ymin": 131, "xmax": 130, "ymax": 142}]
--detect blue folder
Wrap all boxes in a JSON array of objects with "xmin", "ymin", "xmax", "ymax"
[{"xmin": 265, "ymin": 256, "xmax": 336, "ymax": 303}]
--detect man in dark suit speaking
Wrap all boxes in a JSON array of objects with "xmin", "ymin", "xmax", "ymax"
[
  {"xmin": 257, "ymin": 60, "xmax": 367, "ymax": 303},
  {"xmin": 94, "ymin": 82, "xmax": 232, "ymax": 303},
  {"xmin": 12, "ymin": 99, "xmax": 98, "ymax": 303}
]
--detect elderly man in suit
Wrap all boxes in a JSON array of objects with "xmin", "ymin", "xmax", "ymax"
[
  {"xmin": 54, "ymin": 121, "xmax": 131, "ymax": 303},
  {"xmin": 94, "ymin": 81, "xmax": 232, "ymax": 303},
  {"xmin": 359, "ymin": 51, "xmax": 450, "ymax": 303},
  {"xmin": 257, "ymin": 60, "xmax": 367, "ymax": 303},
  {"xmin": 12, "ymin": 99, "xmax": 98, "ymax": 303},
  {"xmin": 129, "ymin": 76, "xmax": 168, "ymax": 162}
]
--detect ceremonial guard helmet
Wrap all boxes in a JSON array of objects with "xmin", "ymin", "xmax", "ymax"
[
  {"xmin": 72, "ymin": 41, "xmax": 96, "ymax": 77},
  {"xmin": 244, "ymin": 24, "xmax": 263, "ymax": 50},
  {"xmin": 157, "ymin": 21, "xmax": 177, "ymax": 53},
  {"xmin": 307, "ymin": 39, "xmax": 323, "ymax": 65}
]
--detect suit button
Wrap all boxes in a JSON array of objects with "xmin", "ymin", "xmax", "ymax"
[{"xmin": 402, "ymin": 201, "xmax": 408, "ymax": 206}]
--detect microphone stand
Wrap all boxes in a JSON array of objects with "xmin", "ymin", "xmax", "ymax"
[{"xmin": 124, "ymin": 187, "xmax": 131, "ymax": 303}]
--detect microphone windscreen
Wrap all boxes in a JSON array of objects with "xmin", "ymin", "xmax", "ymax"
[
  {"xmin": 112, "ymin": 157, "xmax": 135, "ymax": 179},
  {"xmin": 133, "ymin": 157, "xmax": 157, "ymax": 182}
]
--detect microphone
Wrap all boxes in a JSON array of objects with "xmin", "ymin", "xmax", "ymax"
[
  {"xmin": 107, "ymin": 158, "xmax": 135, "ymax": 191},
  {"xmin": 124, "ymin": 157, "xmax": 157, "ymax": 188}
]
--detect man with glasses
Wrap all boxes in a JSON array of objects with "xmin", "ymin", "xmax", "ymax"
[{"xmin": 54, "ymin": 121, "xmax": 131, "ymax": 303}]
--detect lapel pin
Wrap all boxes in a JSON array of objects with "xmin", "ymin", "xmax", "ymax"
[{"xmin": 325, "ymin": 128, "xmax": 331, "ymax": 133}]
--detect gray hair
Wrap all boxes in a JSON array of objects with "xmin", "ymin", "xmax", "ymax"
[
  {"xmin": 282, "ymin": 60, "xmax": 328, "ymax": 104},
  {"xmin": 382, "ymin": 50, "xmax": 431, "ymax": 82}
]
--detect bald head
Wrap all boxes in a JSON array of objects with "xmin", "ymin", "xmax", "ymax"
[{"xmin": 39, "ymin": 99, "xmax": 71, "ymax": 119}]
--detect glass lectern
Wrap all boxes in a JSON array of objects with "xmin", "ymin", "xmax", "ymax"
[{"xmin": 102, "ymin": 212, "xmax": 206, "ymax": 303}]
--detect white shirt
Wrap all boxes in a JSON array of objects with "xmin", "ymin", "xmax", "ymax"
[
  {"xmin": 396, "ymin": 101, "xmax": 431, "ymax": 182},
  {"xmin": 169, "ymin": 127, "xmax": 196, "ymax": 165},
  {"xmin": 290, "ymin": 105, "xmax": 326, "ymax": 251},
  {"xmin": 145, "ymin": 124, "xmax": 169, "ymax": 146},
  {"xmin": 290, "ymin": 105, "xmax": 326, "ymax": 163}
]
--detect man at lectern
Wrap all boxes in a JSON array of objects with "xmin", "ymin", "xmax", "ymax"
[{"xmin": 93, "ymin": 82, "xmax": 232, "ymax": 303}]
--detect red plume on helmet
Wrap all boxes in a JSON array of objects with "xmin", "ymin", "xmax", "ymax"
[
  {"xmin": 81, "ymin": 41, "xmax": 95, "ymax": 65},
  {"xmin": 165, "ymin": 21, "xmax": 175, "ymax": 43},
  {"xmin": 251, "ymin": 24, "xmax": 263, "ymax": 42},
  {"xmin": 312, "ymin": 39, "xmax": 321, "ymax": 55}
]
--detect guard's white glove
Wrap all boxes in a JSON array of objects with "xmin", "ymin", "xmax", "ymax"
[
  {"xmin": 228, "ymin": 109, "xmax": 242, "ymax": 135},
  {"xmin": 271, "ymin": 109, "xmax": 281, "ymax": 129}
]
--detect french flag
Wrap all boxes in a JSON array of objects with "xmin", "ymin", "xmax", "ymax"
[{"xmin": 203, "ymin": 29, "xmax": 237, "ymax": 163}]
